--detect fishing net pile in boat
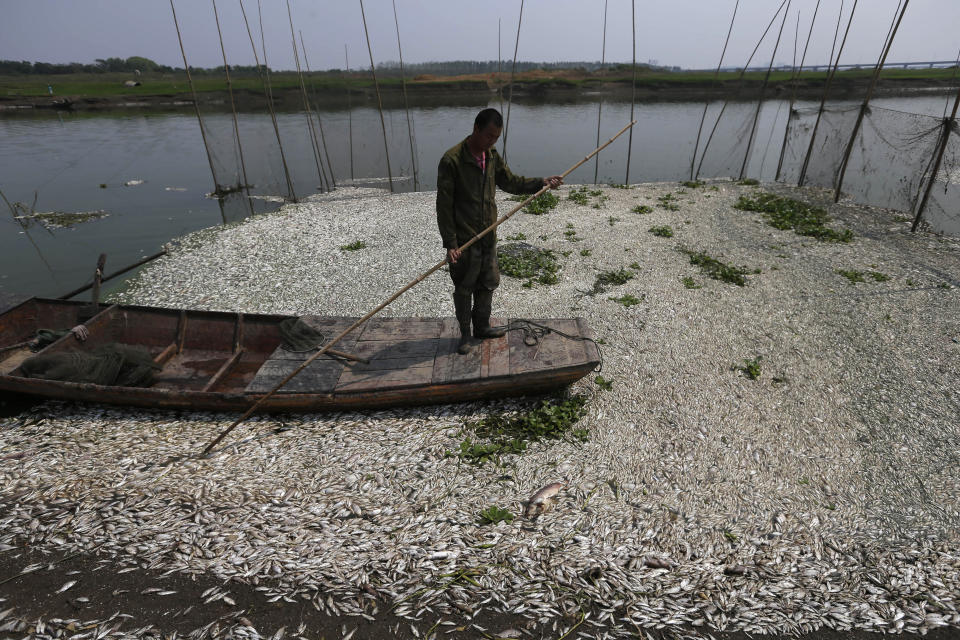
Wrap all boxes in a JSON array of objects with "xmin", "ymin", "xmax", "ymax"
[
  {"xmin": 20, "ymin": 345, "xmax": 160, "ymax": 387},
  {"xmin": 277, "ymin": 317, "xmax": 326, "ymax": 352}
]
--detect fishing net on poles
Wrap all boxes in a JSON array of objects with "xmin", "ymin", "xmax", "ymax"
[
  {"xmin": 781, "ymin": 104, "xmax": 860, "ymax": 188},
  {"xmin": 776, "ymin": 98, "xmax": 960, "ymax": 234},
  {"xmin": 695, "ymin": 101, "xmax": 758, "ymax": 180},
  {"xmin": 841, "ymin": 106, "xmax": 944, "ymax": 212},
  {"xmin": 917, "ymin": 129, "xmax": 960, "ymax": 234}
]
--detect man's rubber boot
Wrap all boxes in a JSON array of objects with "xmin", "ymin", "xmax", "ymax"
[
  {"xmin": 454, "ymin": 292, "xmax": 478, "ymax": 354},
  {"xmin": 472, "ymin": 289, "xmax": 507, "ymax": 339}
]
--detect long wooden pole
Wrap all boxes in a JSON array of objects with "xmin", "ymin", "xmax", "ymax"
[
  {"xmin": 299, "ymin": 31, "xmax": 337, "ymax": 190},
  {"xmin": 833, "ymin": 0, "xmax": 909, "ymax": 202},
  {"xmin": 775, "ymin": 0, "xmax": 821, "ymax": 181},
  {"xmin": 212, "ymin": 0, "xmax": 251, "ymax": 196},
  {"xmin": 59, "ymin": 250, "xmax": 167, "ymax": 300},
  {"xmin": 201, "ymin": 120, "xmax": 637, "ymax": 456},
  {"xmin": 503, "ymin": 0, "xmax": 524, "ymax": 164},
  {"xmin": 911, "ymin": 81, "xmax": 960, "ymax": 231},
  {"xmin": 689, "ymin": 0, "xmax": 740, "ymax": 181},
  {"xmin": 392, "ymin": 0, "xmax": 419, "ymax": 191},
  {"xmin": 738, "ymin": 0, "xmax": 791, "ymax": 180},
  {"xmin": 498, "ymin": 19, "xmax": 504, "ymax": 116},
  {"xmin": 286, "ymin": 0, "xmax": 328, "ymax": 192},
  {"xmin": 359, "ymin": 0, "xmax": 394, "ymax": 193},
  {"xmin": 345, "ymin": 45, "xmax": 355, "ymax": 181},
  {"xmin": 593, "ymin": 0, "xmax": 608, "ymax": 184},
  {"xmin": 624, "ymin": 0, "xmax": 637, "ymax": 184},
  {"xmin": 799, "ymin": 0, "xmax": 857, "ymax": 187},
  {"xmin": 169, "ymin": 0, "xmax": 221, "ymax": 193},
  {"xmin": 239, "ymin": 0, "xmax": 296, "ymax": 202}
]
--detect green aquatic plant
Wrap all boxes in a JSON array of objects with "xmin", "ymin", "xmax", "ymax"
[
  {"xmin": 498, "ymin": 243, "xmax": 560, "ymax": 287},
  {"xmin": 478, "ymin": 505, "xmax": 515, "ymax": 525},
  {"xmin": 609, "ymin": 293, "xmax": 643, "ymax": 307},
  {"xmin": 734, "ymin": 192, "xmax": 853, "ymax": 243},
  {"xmin": 738, "ymin": 356, "xmax": 762, "ymax": 380},
  {"xmin": 657, "ymin": 193, "xmax": 680, "ymax": 211},
  {"xmin": 681, "ymin": 248, "xmax": 758, "ymax": 286},
  {"xmin": 452, "ymin": 394, "xmax": 590, "ymax": 465},
  {"xmin": 589, "ymin": 267, "xmax": 634, "ymax": 295},
  {"xmin": 521, "ymin": 191, "xmax": 559, "ymax": 215}
]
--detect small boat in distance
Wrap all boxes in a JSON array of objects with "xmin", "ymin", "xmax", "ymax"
[{"xmin": 0, "ymin": 298, "xmax": 600, "ymax": 412}]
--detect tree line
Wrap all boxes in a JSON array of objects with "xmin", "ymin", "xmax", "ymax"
[{"xmin": 1, "ymin": 56, "xmax": 667, "ymax": 77}]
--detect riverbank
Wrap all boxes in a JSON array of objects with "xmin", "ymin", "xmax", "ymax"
[
  {"xmin": 2, "ymin": 67, "xmax": 958, "ymax": 111},
  {"xmin": 2, "ymin": 182, "xmax": 959, "ymax": 639}
]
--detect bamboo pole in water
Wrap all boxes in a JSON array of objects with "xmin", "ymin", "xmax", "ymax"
[
  {"xmin": 503, "ymin": 0, "xmax": 524, "ymax": 164},
  {"xmin": 239, "ymin": 0, "xmax": 296, "ymax": 202},
  {"xmin": 169, "ymin": 0, "xmax": 221, "ymax": 194},
  {"xmin": 775, "ymin": 0, "xmax": 821, "ymax": 182},
  {"xmin": 299, "ymin": 31, "xmax": 337, "ymax": 190},
  {"xmin": 498, "ymin": 19, "xmax": 504, "ymax": 116},
  {"xmin": 911, "ymin": 81, "xmax": 960, "ymax": 232},
  {"xmin": 359, "ymin": 0, "xmax": 394, "ymax": 192},
  {"xmin": 624, "ymin": 0, "xmax": 637, "ymax": 184},
  {"xmin": 360, "ymin": 0, "xmax": 393, "ymax": 193},
  {"xmin": 593, "ymin": 0, "xmax": 608, "ymax": 185},
  {"xmin": 798, "ymin": 0, "xmax": 856, "ymax": 187},
  {"xmin": 345, "ymin": 45, "xmax": 354, "ymax": 181},
  {"xmin": 212, "ymin": 0, "xmax": 251, "ymax": 196},
  {"xmin": 695, "ymin": 0, "xmax": 788, "ymax": 180},
  {"xmin": 392, "ymin": 0, "xmax": 419, "ymax": 191},
  {"xmin": 738, "ymin": 0, "xmax": 791, "ymax": 181},
  {"xmin": 200, "ymin": 120, "xmax": 637, "ymax": 456},
  {"xmin": 286, "ymin": 0, "xmax": 328, "ymax": 192},
  {"xmin": 689, "ymin": 0, "xmax": 740, "ymax": 182},
  {"xmin": 833, "ymin": 0, "xmax": 909, "ymax": 202}
]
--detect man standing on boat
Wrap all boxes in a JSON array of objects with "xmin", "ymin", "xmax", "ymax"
[{"xmin": 437, "ymin": 108, "xmax": 562, "ymax": 355}]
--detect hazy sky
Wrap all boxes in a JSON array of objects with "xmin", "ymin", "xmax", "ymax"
[{"xmin": 2, "ymin": 0, "xmax": 958, "ymax": 72}]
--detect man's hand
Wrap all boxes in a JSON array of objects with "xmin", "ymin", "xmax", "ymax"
[
  {"xmin": 543, "ymin": 176, "xmax": 563, "ymax": 189},
  {"xmin": 447, "ymin": 248, "xmax": 462, "ymax": 264},
  {"xmin": 70, "ymin": 325, "xmax": 89, "ymax": 341}
]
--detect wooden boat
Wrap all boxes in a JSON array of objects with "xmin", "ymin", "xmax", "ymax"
[{"xmin": 0, "ymin": 297, "xmax": 601, "ymax": 412}]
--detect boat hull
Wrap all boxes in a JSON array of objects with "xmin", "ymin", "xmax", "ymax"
[{"xmin": 0, "ymin": 298, "xmax": 600, "ymax": 413}]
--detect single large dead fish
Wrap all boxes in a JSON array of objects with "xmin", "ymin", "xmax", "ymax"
[{"xmin": 524, "ymin": 481, "xmax": 565, "ymax": 518}]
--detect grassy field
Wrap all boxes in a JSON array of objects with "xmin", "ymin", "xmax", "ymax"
[{"xmin": 1, "ymin": 67, "xmax": 956, "ymax": 100}]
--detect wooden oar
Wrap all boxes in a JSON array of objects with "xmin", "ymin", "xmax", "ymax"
[{"xmin": 200, "ymin": 120, "xmax": 637, "ymax": 456}]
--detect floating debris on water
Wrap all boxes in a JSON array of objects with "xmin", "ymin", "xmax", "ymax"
[
  {"xmin": 14, "ymin": 209, "xmax": 109, "ymax": 230},
  {"xmin": 123, "ymin": 179, "xmax": 144, "ymax": 187}
]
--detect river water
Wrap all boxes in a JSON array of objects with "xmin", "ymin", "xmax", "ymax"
[{"xmin": 1, "ymin": 93, "xmax": 956, "ymax": 299}]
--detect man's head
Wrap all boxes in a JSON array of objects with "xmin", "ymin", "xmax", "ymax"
[{"xmin": 471, "ymin": 108, "xmax": 503, "ymax": 151}]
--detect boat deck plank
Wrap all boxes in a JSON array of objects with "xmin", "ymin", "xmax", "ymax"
[
  {"xmin": 508, "ymin": 319, "xmax": 584, "ymax": 374},
  {"xmin": 481, "ymin": 316, "xmax": 510, "ymax": 379}
]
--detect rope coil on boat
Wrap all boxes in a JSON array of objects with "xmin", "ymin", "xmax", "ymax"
[{"xmin": 505, "ymin": 319, "xmax": 603, "ymax": 372}]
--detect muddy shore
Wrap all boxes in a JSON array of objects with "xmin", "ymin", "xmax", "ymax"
[{"xmin": 2, "ymin": 76, "xmax": 955, "ymax": 112}]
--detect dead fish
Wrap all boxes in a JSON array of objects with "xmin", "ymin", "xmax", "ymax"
[
  {"xmin": 724, "ymin": 564, "xmax": 749, "ymax": 576},
  {"xmin": 524, "ymin": 481, "xmax": 565, "ymax": 518},
  {"xmin": 57, "ymin": 580, "xmax": 77, "ymax": 593},
  {"xmin": 643, "ymin": 556, "xmax": 673, "ymax": 569}
]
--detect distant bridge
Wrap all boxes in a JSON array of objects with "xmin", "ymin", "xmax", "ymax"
[{"xmin": 690, "ymin": 60, "xmax": 958, "ymax": 73}]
